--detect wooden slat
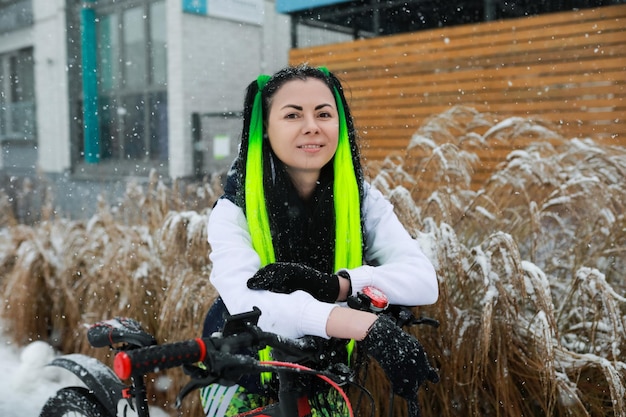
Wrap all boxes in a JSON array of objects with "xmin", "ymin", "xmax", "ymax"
[{"xmin": 344, "ymin": 60, "xmax": 626, "ymax": 93}]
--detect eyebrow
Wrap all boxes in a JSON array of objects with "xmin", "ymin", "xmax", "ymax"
[{"xmin": 280, "ymin": 103, "xmax": 333, "ymax": 111}]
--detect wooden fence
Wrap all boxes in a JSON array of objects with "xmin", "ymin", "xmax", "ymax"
[{"xmin": 290, "ymin": 4, "xmax": 626, "ymax": 185}]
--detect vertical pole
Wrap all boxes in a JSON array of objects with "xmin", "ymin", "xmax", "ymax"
[
  {"xmin": 371, "ymin": 0, "xmax": 380, "ymax": 36},
  {"xmin": 484, "ymin": 0, "xmax": 497, "ymax": 21},
  {"xmin": 290, "ymin": 17, "xmax": 298, "ymax": 49},
  {"xmin": 191, "ymin": 112, "xmax": 203, "ymax": 178},
  {"xmin": 81, "ymin": 0, "xmax": 100, "ymax": 163}
]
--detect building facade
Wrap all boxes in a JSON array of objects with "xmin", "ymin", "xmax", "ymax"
[{"xmin": 0, "ymin": 0, "xmax": 292, "ymax": 183}]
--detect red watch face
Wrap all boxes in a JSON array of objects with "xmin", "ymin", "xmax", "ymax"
[{"xmin": 362, "ymin": 286, "xmax": 388, "ymax": 311}]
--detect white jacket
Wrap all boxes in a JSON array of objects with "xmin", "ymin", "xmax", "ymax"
[{"xmin": 207, "ymin": 183, "xmax": 438, "ymax": 340}]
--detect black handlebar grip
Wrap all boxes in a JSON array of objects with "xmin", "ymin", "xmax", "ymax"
[{"xmin": 114, "ymin": 338, "xmax": 207, "ymax": 380}]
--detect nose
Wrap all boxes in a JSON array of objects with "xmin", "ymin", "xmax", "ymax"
[{"xmin": 302, "ymin": 115, "xmax": 320, "ymax": 134}]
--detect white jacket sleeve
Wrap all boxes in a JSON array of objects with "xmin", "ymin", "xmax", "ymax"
[
  {"xmin": 207, "ymin": 198, "xmax": 336, "ymax": 340},
  {"xmin": 344, "ymin": 185, "xmax": 439, "ymax": 306}
]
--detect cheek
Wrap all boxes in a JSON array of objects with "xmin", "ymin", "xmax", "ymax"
[
  {"xmin": 326, "ymin": 125, "xmax": 340, "ymax": 145},
  {"xmin": 266, "ymin": 128, "xmax": 292, "ymax": 162},
  {"xmin": 266, "ymin": 123, "xmax": 281, "ymax": 148}
]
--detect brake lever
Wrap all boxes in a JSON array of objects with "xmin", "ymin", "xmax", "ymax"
[
  {"xmin": 412, "ymin": 316, "xmax": 440, "ymax": 328},
  {"xmin": 176, "ymin": 352, "xmax": 261, "ymax": 408},
  {"xmin": 176, "ymin": 364, "xmax": 221, "ymax": 409},
  {"xmin": 386, "ymin": 305, "xmax": 440, "ymax": 328}
]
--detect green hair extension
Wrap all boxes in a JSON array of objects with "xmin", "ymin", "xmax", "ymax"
[
  {"xmin": 319, "ymin": 66, "xmax": 362, "ymax": 364},
  {"xmin": 317, "ymin": 67, "xmax": 363, "ymax": 271},
  {"xmin": 245, "ymin": 74, "xmax": 274, "ymax": 267},
  {"xmin": 332, "ymin": 89, "xmax": 362, "ymax": 270},
  {"xmin": 246, "ymin": 74, "xmax": 274, "ymax": 385}
]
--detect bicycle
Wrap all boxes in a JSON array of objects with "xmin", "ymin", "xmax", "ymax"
[{"xmin": 39, "ymin": 288, "xmax": 439, "ymax": 417}]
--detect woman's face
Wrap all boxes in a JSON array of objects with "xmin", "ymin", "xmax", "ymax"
[{"xmin": 267, "ymin": 78, "xmax": 339, "ymax": 180}]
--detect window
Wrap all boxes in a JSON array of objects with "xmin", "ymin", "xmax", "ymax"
[
  {"xmin": 96, "ymin": 0, "xmax": 167, "ymax": 162},
  {"xmin": 0, "ymin": 0, "xmax": 33, "ymax": 33},
  {"xmin": 0, "ymin": 48, "xmax": 36, "ymax": 141}
]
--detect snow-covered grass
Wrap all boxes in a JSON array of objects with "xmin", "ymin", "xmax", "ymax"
[{"xmin": 1, "ymin": 106, "xmax": 625, "ymax": 416}]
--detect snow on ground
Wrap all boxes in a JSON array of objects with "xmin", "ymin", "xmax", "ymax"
[
  {"xmin": 0, "ymin": 325, "xmax": 169, "ymax": 417},
  {"xmin": 0, "ymin": 336, "xmax": 80, "ymax": 417}
]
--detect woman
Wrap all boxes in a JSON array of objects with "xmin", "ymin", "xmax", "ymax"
[{"xmin": 202, "ymin": 64, "xmax": 438, "ymax": 416}]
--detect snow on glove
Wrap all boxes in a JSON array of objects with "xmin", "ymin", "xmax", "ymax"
[
  {"xmin": 247, "ymin": 262, "xmax": 340, "ymax": 303},
  {"xmin": 359, "ymin": 314, "xmax": 439, "ymax": 401}
]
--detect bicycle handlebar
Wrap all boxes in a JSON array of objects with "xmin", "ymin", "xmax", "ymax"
[
  {"xmin": 113, "ymin": 300, "xmax": 439, "ymax": 381},
  {"xmin": 113, "ymin": 327, "xmax": 320, "ymax": 380},
  {"xmin": 114, "ymin": 338, "xmax": 207, "ymax": 380}
]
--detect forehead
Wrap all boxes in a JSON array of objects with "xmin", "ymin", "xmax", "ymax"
[{"xmin": 270, "ymin": 78, "xmax": 335, "ymax": 107}]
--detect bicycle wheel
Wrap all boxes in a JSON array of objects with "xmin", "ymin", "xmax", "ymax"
[{"xmin": 39, "ymin": 386, "xmax": 111, "ymax": 417}]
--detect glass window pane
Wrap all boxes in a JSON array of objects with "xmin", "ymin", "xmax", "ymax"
[
  {"xmin": 149, "ymin": 91, "xmax": 168, "ymax": 161},
  {"xmin": 91, "ymin": 1, "xmax": 168, "ymax": 163},
  {"xmin": 10, "ymin": 50, "xmax": 34, "ymax": 102},
  {"xmin": 100, "ymin": 95, "xmax": 121, "ymax": 159},
  {"xmin": 123, "ymin": 7, "xmax": 146, "ymax": 89},
  {"xmin": 6, "ymin": 49, "xmax": 35, "ymax": 140},
  {"xmin": 150, "ymin": 1, "xmax": 167, "ymax": 86},
  {"xmin": 122, "ymin": 94, "xmax": 145, "ymax": 159},
  {"xmin": 97, "ymin": 13, "xmax": 119, "ymax": 92}
]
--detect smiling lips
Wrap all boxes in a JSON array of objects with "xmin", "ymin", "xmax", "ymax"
[{"xmin": 298, "ymin": 144, "xmax": 324, "ymax": 152}]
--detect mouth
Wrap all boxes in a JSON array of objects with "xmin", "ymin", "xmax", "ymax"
[{"xmin": 298, "ymin": 144, "xmax": 324, "ymax": 149}]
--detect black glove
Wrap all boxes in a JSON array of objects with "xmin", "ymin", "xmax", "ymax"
[
  {"xmin": 247, "ymin": 262, "xmax": 340, "ymax": 303},
  {"xmin": 359, "ymin": 314, "xmax": 439, "ymax": 401}
]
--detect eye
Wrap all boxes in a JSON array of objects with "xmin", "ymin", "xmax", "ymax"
[
  {"xmin": 318, "ymin": 111, "xmax": 333, "ymax": 118},
  {"xmin": 284, "ymin": 112, "xmax": 300, "ymax": 119}
]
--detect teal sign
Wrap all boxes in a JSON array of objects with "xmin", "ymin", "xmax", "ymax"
[
  {"xmin": 182, "ymin": 0, "xmax": 207, "ymax": 15},
  {"xmin": 276, "ymin": 0, "xmax": 350, "ymax": 13},
  {"xmin": 182, "ymin": 0, "xmax": 263, "ymax": 25}
]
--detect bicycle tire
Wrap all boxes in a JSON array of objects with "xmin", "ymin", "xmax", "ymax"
[{"xmin": 39, "ymin": 386, "xmax": 111, "ymax": 417}]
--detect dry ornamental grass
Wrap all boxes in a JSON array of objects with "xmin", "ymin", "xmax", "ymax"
[{"xmin": 1, "ymin": 106, "xmax": 625, "ymax": 417}]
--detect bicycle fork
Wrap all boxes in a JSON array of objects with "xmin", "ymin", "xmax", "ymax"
[
  {"xmin": 276, "ymin": 369, "xmax": 312, "ymax": 417},
  {"xmin": 243, "ymin": 369, "xmax": 312, "ymax": 417}
]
